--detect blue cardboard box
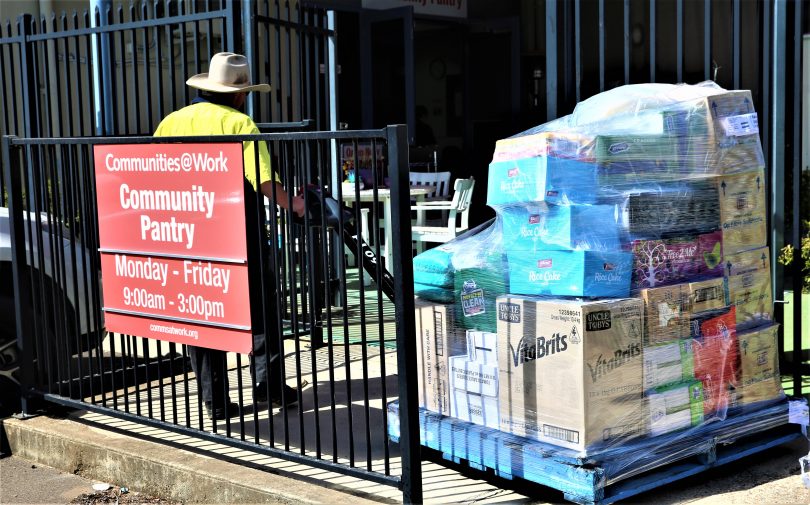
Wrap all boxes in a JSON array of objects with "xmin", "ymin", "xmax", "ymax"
[
  {"xmin": 487, "ymin": 156, "xmax": 599, "ymax": 207},
  {"xmin": 500, "ymin": 203, "xmax": 620, "ymax": 251},
  {"xmin": 507, "ymin": 249, "xmax": 633, "ymax": 297}
]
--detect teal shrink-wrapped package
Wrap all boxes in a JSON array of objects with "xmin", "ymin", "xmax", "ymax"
[{"xmin": 402, "ymin": 81, "xmax": 782, "ymax": 473}]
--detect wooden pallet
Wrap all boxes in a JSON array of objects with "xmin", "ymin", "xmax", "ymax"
[{"xmin": 388, "ymin": 400, "xmax": 803, "ymax": 504}]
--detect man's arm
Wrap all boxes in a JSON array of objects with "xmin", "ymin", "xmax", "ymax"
[{"xmin": 261, "ymin": 181, "xmax": 305, "ymax": 217}]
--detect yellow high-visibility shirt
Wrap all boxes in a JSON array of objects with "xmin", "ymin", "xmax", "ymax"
[{"xmin": 154, "ymin": 101, "xmax": 278, "ymax": 190}]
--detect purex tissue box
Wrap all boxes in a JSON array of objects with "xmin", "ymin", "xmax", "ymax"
[
  {"xmin": 630, "ymin": 232, "xmax": 722, "ymax": 290},
  {"xmin": 486, "ymin": 156, "xmax": 599, "ymax": 207},
  {"xmin": 508, "ymin": 249, "xmax": 632, "ymax": 298},
  {"xmin": 500, "ymin": 202, "xmax": 620, "ymax": 251},
  {"xmin": 496, "ymin": 296, "xmax": 645, "ymax": 451}
]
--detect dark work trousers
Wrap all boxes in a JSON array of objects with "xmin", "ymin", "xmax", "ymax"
[{"xmin": 188, "ymin": 180, "xmax": 283, "ymax": 407}]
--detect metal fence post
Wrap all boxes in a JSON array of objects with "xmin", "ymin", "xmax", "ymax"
[
  {"xmin": 2, "ymin": 136, "xmax": 36, "ymax": 415},
  {"xmin": 387, "ymin": 124, "xmax": 422, "ymax": 504},
  {"xmin": 18, "ymin": 14, "xmax": 40, "ymax": 139}
]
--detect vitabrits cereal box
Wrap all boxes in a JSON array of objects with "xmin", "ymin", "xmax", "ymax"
[{"xmin": 496, "ymin": 296, "xmax": 645, "ymax": 452}]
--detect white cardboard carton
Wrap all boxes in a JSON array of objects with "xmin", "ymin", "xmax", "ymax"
[{"xmin": 414, "ymin": 298, "xmax": 468, "ymax": 415}]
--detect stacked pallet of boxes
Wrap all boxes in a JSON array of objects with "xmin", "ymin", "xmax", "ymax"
[{"xmin": 409, "ymin": 82, "xmax": 784, "ymax": 478}]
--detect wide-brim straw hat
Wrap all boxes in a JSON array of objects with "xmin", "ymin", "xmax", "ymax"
[{"xmin": 186, "ymin": 52, "xmax": 270, "ymax": 93}]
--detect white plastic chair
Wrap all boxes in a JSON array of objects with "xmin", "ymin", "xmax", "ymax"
[
  {"xmin": 408, "ymin": 171, "xmax": 452, "ymax": 200},
  {"xmin": 411, "ymin": 177, "xmax": 475, "ymax": 254}
]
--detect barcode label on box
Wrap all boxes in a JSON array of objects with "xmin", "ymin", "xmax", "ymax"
[
  {"xmin": 543, "ymin": 424, "xmax": 580, "ymax": 444},
  {"xmin": 720, "ymin": 113, "xmax": 759, "ymax": 136}
]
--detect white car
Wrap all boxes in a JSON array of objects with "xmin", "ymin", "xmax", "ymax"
[{"xmin": 0, "ymin": 206, "xmax": 102, "ymax": 412}]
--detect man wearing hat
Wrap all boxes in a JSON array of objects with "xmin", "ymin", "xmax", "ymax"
[{"xmin": 155, "ymin": 52, "xmax": 303, "ymax": 420}]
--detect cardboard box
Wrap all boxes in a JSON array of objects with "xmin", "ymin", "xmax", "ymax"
[
  {"xmin": 643, "ymin": 340, "xmax": 695, "ymax": 390},
  {"xmin": 661, "ymin": 89, "xmax": 765, "ymax": 175},
  {"xmin": 414, "ymin": 299, "xmax": 468, "ymax": 415},
  {"xmin": 507, "ymin": 249, "xmax": 633, "ymax": 298},
  {"xmin": 687, "ymin": 277, "xmax": 726, "ymax": 313},
  {"xmin": 450, "ymin": 390, "xmax": 500, "ymax": 429},
  {"xmin": 716, "ymin": 168, "xmax": 767, "ymax": 255},
  {"xmin": 466, "ymin": 330, "xmax": 498, "ymax": 364},
  {"xmin": 486, "ymin": 156, "xmax": 599, "ymax": 207},
  {"xmin": 630, "ymin": 236, "xmax": 700, "ymax": 290},
  {"xmin": 497, "ymin": 296, "xmax": 645, "ymax": 451},
  {"xmin": 737, "ymin": 324, "xmax": 783, "ymax": 405},
  {"xmin": 697, "ymin": 231, "xmax": 724, "ymax": 277},
  {"xmin": 641, "ymin": 284, "xmax": 691, "ymax": 343},
  {"xmin": 724, "ymin": 246, "xmax": 774, "ymax": 331},
  {"xmin": 500, "ymin": 203, "xmax": 620, "ymax": 252},
  {"xmin": 694, "ymin": 306, "xmax": 740, "ymax": 416},
  {"xmin": 645, "ymin": 381, "xmax": 705, "ymax": 437},
  {"xmin": 448, "ymin": 355, "xmax": 499, "ymax": 397},
  {"xmin": 622, "ymin": 178, "xmax": 720, "ymax": 238}
]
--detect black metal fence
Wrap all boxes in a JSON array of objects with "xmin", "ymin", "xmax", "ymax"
[
  {"xmin": 0, "ymin": 0, "xmax": 335, "ymax": 199},
  {"xmin": 2, "ymin": 125, "xmax": 422, "ymax": 502}
]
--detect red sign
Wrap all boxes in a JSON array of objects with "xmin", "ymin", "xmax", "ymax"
[
  {"xmin": 94, "ymin": 143, "xmax": 252, "ymax": 353},
  {"xmin": 95, "ymin": 143, "xmax": 247, "ymax": 259},
  {"xmin": 104, "ymin": 312, "xmax": 253, "ymax": 354},
  {"xmin": 99, "ymin": 254, "xmax": 251, "ymax": 327}
]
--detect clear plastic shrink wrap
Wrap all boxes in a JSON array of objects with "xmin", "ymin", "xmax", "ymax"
[{"xmin": 409, "ymin": 81, "xmax": 784, "ymax": 482}]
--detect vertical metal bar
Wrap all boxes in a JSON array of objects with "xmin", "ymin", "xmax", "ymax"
[
  {"xmin": 387, "ymin": 124, "xmax": 421, "ymax": 504},
  {"xmin": 118, "ymin": 6, "xmax": 129, "ymax": 134},
  {"xmin": 19, "ymin": 14, "xmax": 40, "ymax": 139},
  {"xmin": 242, "ymin": 0, "xmax": 256, "ymax": 117},
  {"xmin": 791, "ymin": 0, "xmax": 804, "ymax": 397},
  {"xmin": 762, "ymin": 0, "xmax": 771, "ymax": 163},
  {"xmin": 704, "ymin": 0, "xmax": 712, "ymax": 81},
  {"xmin": 649, "ymin": 0, "xmax": 656, "ymax": 82},
  {"xmin": 130, "ymin": 3, "xmax": 142, "ymax": 134},
  {"xmin": 90, "ymin": 0, "xmax": 113, "ymax": 135},
  {"xmin": 770, "ymin": 0, "xmax": 786, "ymax": 383},
  {"xmin": 285, "ymin": 2, "xmax": 294, "ymax": 121},
  {"xmin": 545, "ymin": 0, "xmax": 557, "ymax": 120},
  {"xmin": 733, "ymin": 0, "xmax": 740, "ymax": 89},
  {"xmin": 623, "ymin": 0, "xmax": 630, "ymax": 85},
  {"xmin": 575, "ymin": 0, "xmax": 581, "ymax": 103},
  {"xmin": 598, "ymin": 0, "xmax": 605, "ymax": 91},
  {"xmin": 676, "ymin": 0, "xmax": 683, "ymax": 82},
  {"xmin": 166, "ymin": 0, "xmax": 178, "ymax": 117},
  {"xmin": 3, "ymin": 136, "xmax": 37, "ymax": 414}
]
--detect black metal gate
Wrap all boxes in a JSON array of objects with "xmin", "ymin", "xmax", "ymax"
[{"xmin": 2, "ymin": 126, "xmax": 422, "ymax": 501}]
